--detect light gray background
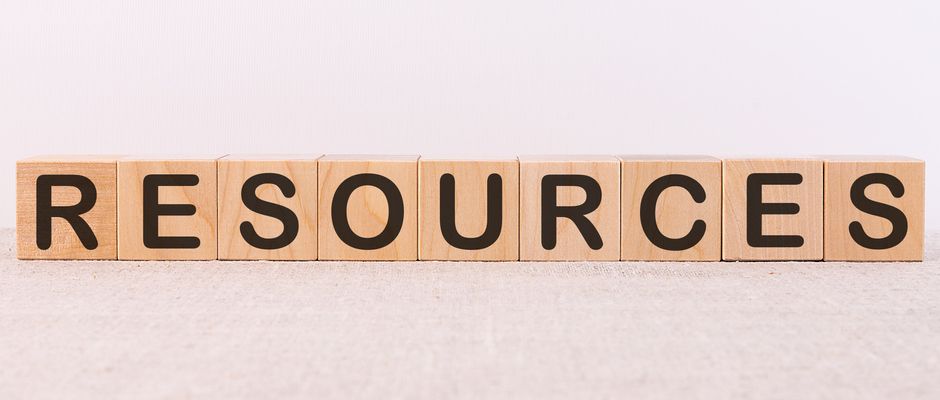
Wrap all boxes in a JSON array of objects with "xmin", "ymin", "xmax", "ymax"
[
  {"xmin": 1, "ymin": 1, "xmax": 937, "ymax": 229},
  {"xmin": 2, "ymin": 230, "xmax": 939, "ymax": 399}
]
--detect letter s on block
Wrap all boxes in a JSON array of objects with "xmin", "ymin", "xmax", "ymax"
[
  {"xmin": 239, "ymin": 173, "xmax": 300, "ymax": 250},
  {"xmin": 848, "ymin": 173, "xmax": 908, "ymax": 250}
]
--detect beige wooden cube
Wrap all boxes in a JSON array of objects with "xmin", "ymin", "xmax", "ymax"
[
  {"xmin": 824, "ymin": 156, "xmax": 925, "ymax": 261},
  {"xmin": 418, "ymin": 156, "xmax": 519, "ymax": 260},
  {"xmin": 117, "ymin": 156, "xmax": 221, "ymax": 260},
  {"xmin": 621, "ymin": 155, "xmax": 721, "ymax": 261},
  {"xmin": 519, "ymin": 155, "xmax": 620, "ymax": 261},
  {"xmin": 722, "ymin": 159, "xmax": 823, "ymax": 261},
  {"xmin": 17, "ymin": 155, "xmax": 119, "ymax": 259},
  {"xmin": 318, "ymin": 155, "xmax": 418, "ymax": 260},
  {"xmin": 217, "ymin": 155, "xmax": 320, "ymax": 260}
]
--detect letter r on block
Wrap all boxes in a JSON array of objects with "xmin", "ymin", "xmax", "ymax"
[{"xmin": 16, "ymin": 156, "xmax": 118, "ymax": 260}]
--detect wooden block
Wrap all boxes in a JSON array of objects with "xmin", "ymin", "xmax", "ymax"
[
  {"xmin": 824, "ymin": 156, "xmax": 925, "ymax": 261},
  {"xmin": 318, "ymin": 155, "xmax": 418, "ymax": 260},
  {"xmin": 418, "ymin": 156, "xmax": 519, "ymax": 261},
  {"xmin": 722, "ymin": 159, "xmax": 823, "ymax": 261},
  {"xmin": 620, "ymin": 155, "xmax": 721, "ymax": 261},
  {"xmin": 217, "ymin": 155, "xmax": 320, "ymax": 260},
  {"xmin": 16, "ymin": 155, "xmax": 119, "ymax": 259},
  {"xmin": 117, "ymin": 156, "xmax": 221, "ymax": 260},
  {"xmin": 519, "ymin": 155, "xmax": 620, "ymax": 261}
]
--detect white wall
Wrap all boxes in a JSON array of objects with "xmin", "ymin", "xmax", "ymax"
[{"xmin": 1, "ymin": 1, "xmax": 937, "ymax": 229}]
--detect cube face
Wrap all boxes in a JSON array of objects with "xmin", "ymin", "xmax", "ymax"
[
  {"xmin": 824, "ymin": 157, "xmax": 925, "ymax": 261},
  {"xmin": 418, "ymin": 158, "xmax": 519, "ymax": 261},
  {"xmin": 117, "ymin": 157, "xmax": 220, "ymax": 260},
  {"xmin": 318, "ymin": 155, "xmax": 418, "ymax": 260},
  {"xmin": 16, "ymin": 156, "xmax": 119, "ymax": 259},
  {"xmin": 519, "ymin": 156, "xmax": 621, "ymax": 261},
  {"xmin": 621, "ymin": 156, "xmax": 721, "ymax": 261},
  {"xmin": 722, "ymin": 159, "xmax": 823, "ymax": 261},
  {"xmin": 217, "ymin": 156, "xmax": 320, "ymax": 260}
]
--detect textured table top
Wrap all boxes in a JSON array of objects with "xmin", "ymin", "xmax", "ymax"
[{"xmin": 2, "ymin": 229, "xmax": 938, "ymax": 399}]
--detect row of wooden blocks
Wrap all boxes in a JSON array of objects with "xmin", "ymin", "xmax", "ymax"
[{"xmin": 17, "ymin": 155, "xmax": 925, "ymax": 261}]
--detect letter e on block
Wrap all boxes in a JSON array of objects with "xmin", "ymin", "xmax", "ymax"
[
  {"xmin": 117, "ymin": 156, "xmax": 221, "ymax": 260},
  {"xmin": 16, "ymin": 155, "xmax": 119, "ymax": 259},
  {"xmin": 318, "ymin": 155, "xmax": 418, "ymax": 261},
  {"xmin": 824, "ymin": 156, "xmax": 925, "ymax": 261},
  {"xmin": 519, "ymin": 155, "xmax": 620, "ymax": 261},
  {"xmin": 722, "ymin": 159, "xmax": 823, "ymax": 261},
  {"xmin": 217, "ymin": 155, "xmax": 320, "ymax": 260}
]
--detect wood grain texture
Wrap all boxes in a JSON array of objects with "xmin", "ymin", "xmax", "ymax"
[
  {"xmin": 418, "ymin": 158, "xmax": 519, "ymax": 260},
  {"xmin": 117, "ymin": 156, "xmax": 221, "ymax": 260},
  {"xmin": 217, "ymin": 155, "xmax": 320, "ymax": 260},
  {"xmin": 16, "ymin": 156, "xmax": 119, "ymax": 259},
  {"xmin": 620, "ymin": 155, "xmax": 721, "ymax": 261},
  {"xmin": 519, "ymin": 156, "xmax": 620, "ymax": 261},
  {"xmin": 722, "ymin": 159, "xmax": 823, "ymax": 261},
  {"xmin": 824, "ymin": 156, "xmax": 925, "ymax": 261},
  {"xmin": 317, "ymin": 155, "xmax": 418, "ymax": 260}
]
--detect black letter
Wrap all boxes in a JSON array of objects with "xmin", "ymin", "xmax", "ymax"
[
  {"xmin": 239, "ymin": 173, "xmax": 300, "ymax": 250},
  {"xmin": 439, "ymin": 173, "xmax": 502, "ymax": 250},
  {"xmin": 35, "ymin": 175, "xmax": 98, "ymax": 250},
  {"xmin": 143, "ymin": 174, "xmax": 200, "ymax": 249},
  {"xmin": 848, "ymin": 173, "xmax": 908, "ymax": 249},
  {"xmin": 331, "ymin": 173, "xmax": 404, "ymax": 250},
  {"xmin": 640, "ymin": 174, "xmax": 707, "ymax": 251},
  {"xmin": 746, "ymin": 173, "xmax": 804, "ymax": 247},
  {"xmin": 541, "ymin": 175, "xmax": 603, "ymax": 250}
]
